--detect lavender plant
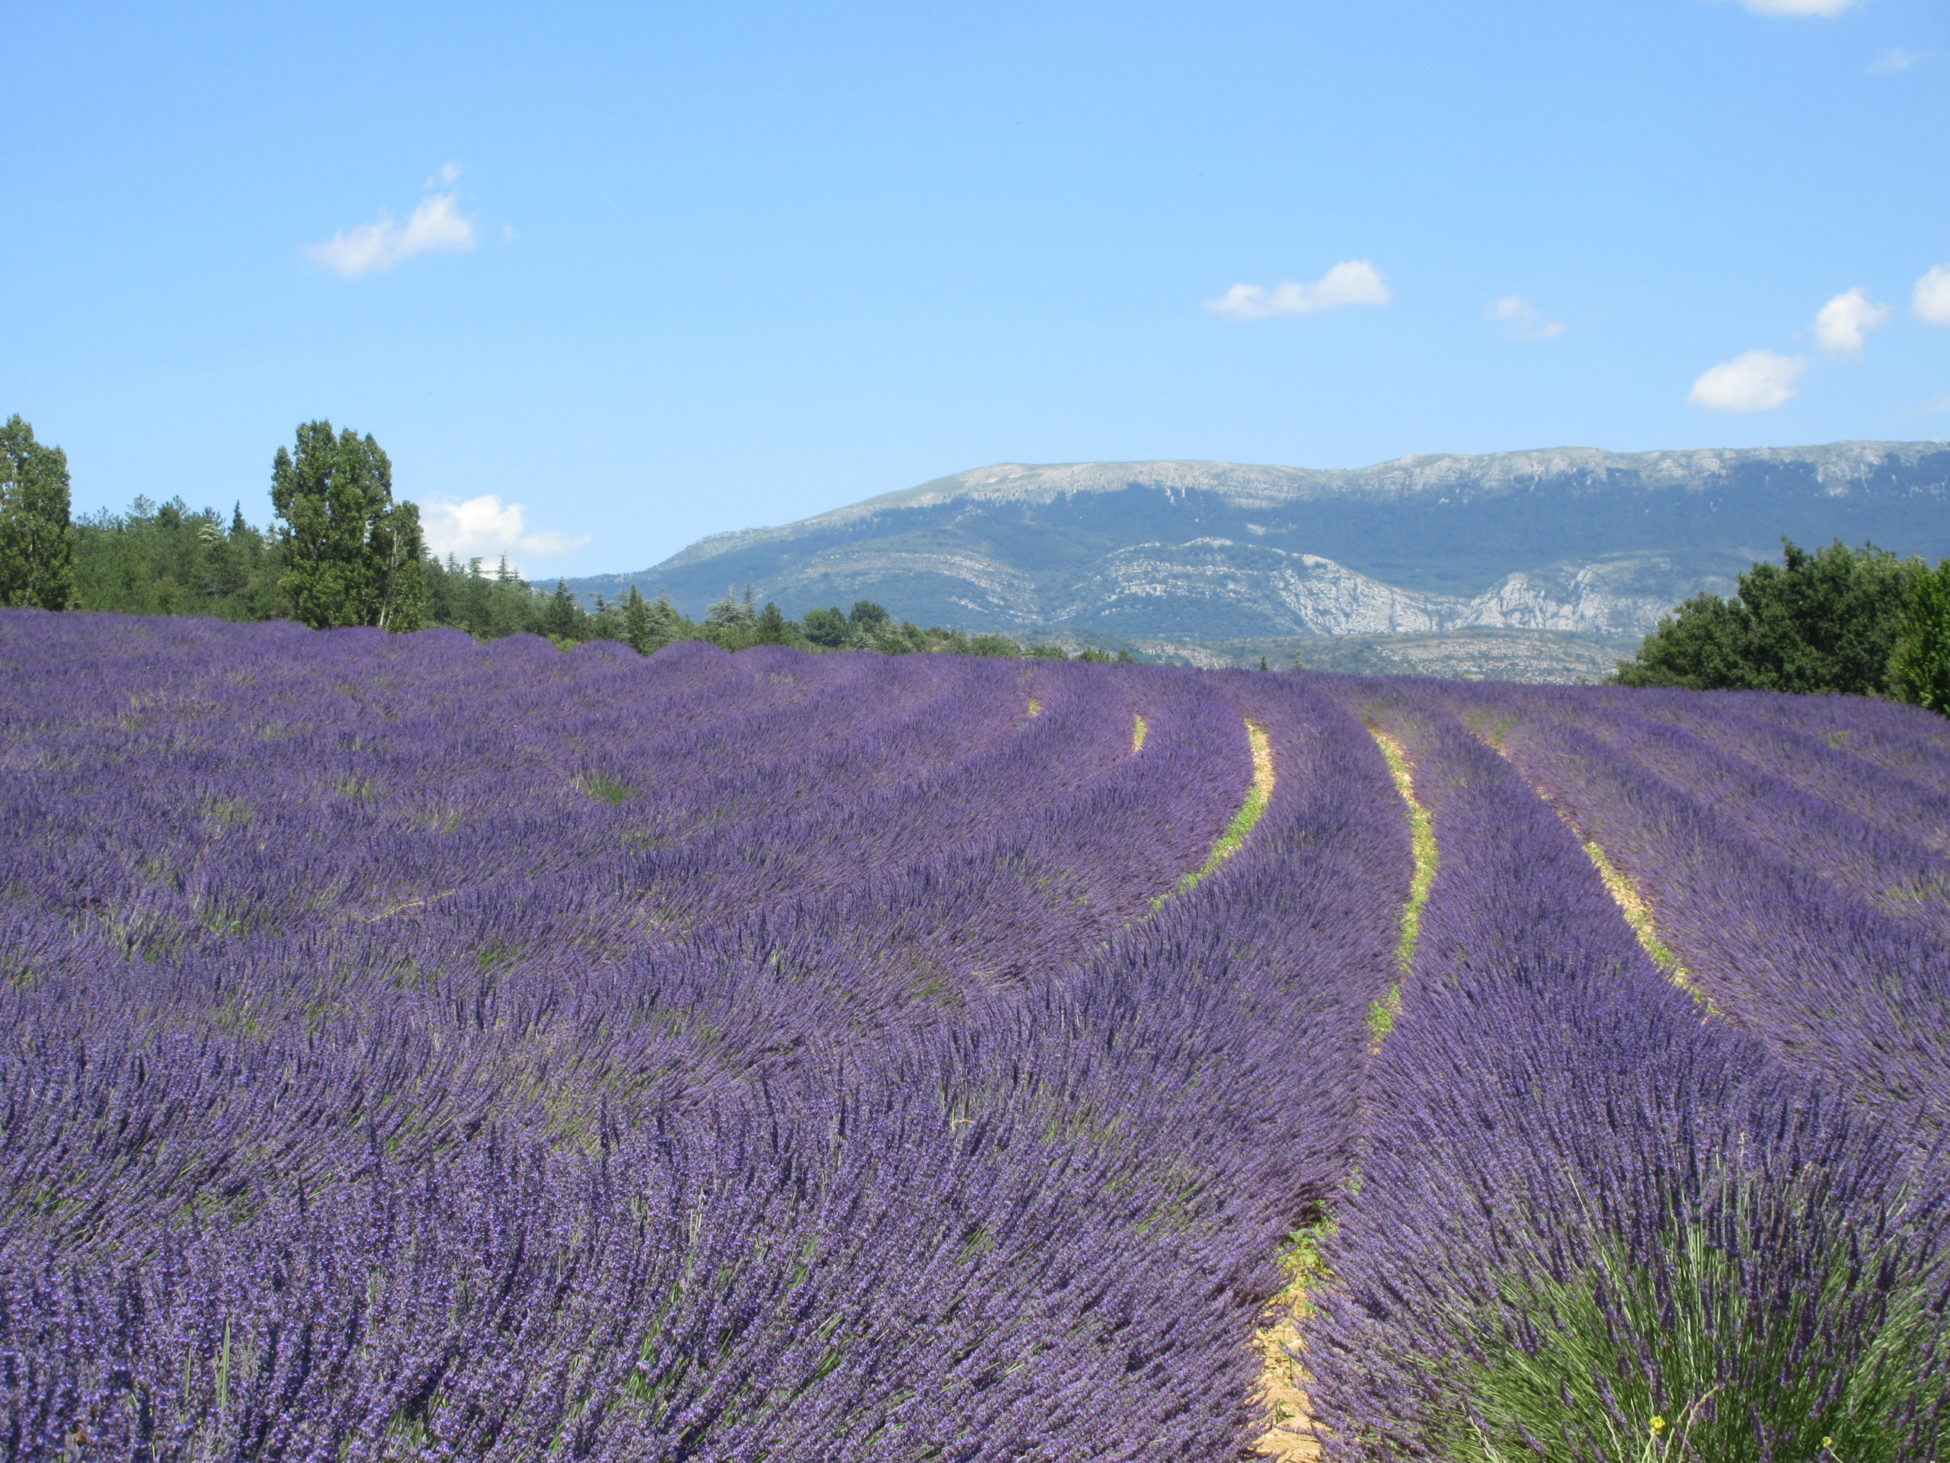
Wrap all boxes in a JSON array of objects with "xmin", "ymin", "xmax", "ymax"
[
  {"xmin": 1304, "ymin": 695, "xmax": 1950, "ymax": 1462},
  {"xmin": 0, "ymin": 613, "xmax": 1405, "ymax": 1459},
  {"xmin": 4, "ymin": 611, "xmax": 1947, "ymax": 1460}
]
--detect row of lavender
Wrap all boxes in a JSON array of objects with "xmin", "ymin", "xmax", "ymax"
[
  {"xmin": 1488, "ymin": 684, "xmax": 1950, "ymax": 1127},
  {"xmin": 1304, "ymin": 680, "xmax": 1950, "ymax": 1460},
  {"xmin": 0, "ymin": 612, "xmax": 1408, "ymax": 1460}
]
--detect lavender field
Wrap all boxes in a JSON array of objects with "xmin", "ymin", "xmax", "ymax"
[{"xmin": 3, "ymin": 610, "xmax": 1949, "ymax": 1462}]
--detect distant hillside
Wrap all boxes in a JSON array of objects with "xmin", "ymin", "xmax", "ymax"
[{"xmin": 564, "ymin": 442, "xmax": 1950, "ymax": 670}]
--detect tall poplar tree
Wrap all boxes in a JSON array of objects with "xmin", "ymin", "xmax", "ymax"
[
  {"xmin": 270, "ymin": 421, "xmax": 424, "ymax": 630},
  {"xmin": 0, "ymin": 415, "xmax": 76, "ymax": 610}
]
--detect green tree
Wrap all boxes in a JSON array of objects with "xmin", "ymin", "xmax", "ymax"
[
  {"xmin": 848, "ymin": 600, "xmax": 892, "ymax": 640},
  {"xmin": 753, "ymin": 601, "xmax": 793, "ymax": 645},
  {"xmin": 270, "ymin": 421, "xmax": 424, "ymax": 630},
  {"xmin": 801, "ymin": 606, "xmax": 849, "ymax": 648},
  {"xmin": 0, "ymin": 415, "xmax": 75, "ymax": 610},
  {"xmin": 367, "ymin": 497, "xmax": 425, "ymax": 631},
  {"xmin": 1890, "ymin": 558, "xmax": 1950, "ymax": 714},
  {"xmin": 622, "ymin": 585, "xmax": 656, "ymax": 652},
  {"xmin": 705, "ymin": 589, "xmax": 756, "ymax": 632},
  {"xmin": 1614, "ymin": 591, "xmax": 1755, "ymax": 691},
  {"xmin": 542, "ymin": 579, "xmax": 587, "ymax": 642},
  {"xmin": 73, "ymin": 495, "xmax": 280, "ymax": 620},
  {"xmin": 1616, "ymin": 540, "xmax": 1923, "ymax": 696}
]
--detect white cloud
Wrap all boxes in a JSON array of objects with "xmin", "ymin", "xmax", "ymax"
[
  {"xmin": 1204, "ymin": 260, "xmax": 1390, "ymax": 320},
  {"xmin": 305, "ymin": 191, "xmax": 478, "ymax": 279},
  {"xmin": 1814, "ymin": 287, "xmax": 1891, "ymax": 358},
  {"xmin": 1868, "ymin": 48, "xmax": 1927, "ymax": 72},
  {"xmin": 426, "ymin": 161, "xmax": 463, "ymax": 187},
  {"xmin": 1730, "ymin": 0, "xmax": 1861, "ymax": 14},
  {"xmin": 1486, "ymin": 294, "xmax": 1566, "ymax": 341},
  {"xmin": 1924, "ymin": 392, "xmax": 1950, "ymax": 415},
  {"xmin": 421, "ymin": 495, "xmax": 589, "ymax": 570},
  {"xmin": 1914, "ymin": 265, "xmax": 1950, "ymax": 325},
  {"xmin": 1688, "ymin": 350, "xmax": 1810, "ymax": 412}
]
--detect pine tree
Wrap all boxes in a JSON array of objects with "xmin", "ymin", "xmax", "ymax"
[
  {"xmin": 754, "ymin": 601, "xmax": 791, "ymax": 645},
  {"xmin": 542, "ymin": 579, "xmax": 585, "ymax": 641},
  {"xmin": 623, "ymin": 585, "xmax": 655, "ymax": 653},
  {"xmin": 0, "ymin": 415, "xmax": 76, "ymax": 610}
]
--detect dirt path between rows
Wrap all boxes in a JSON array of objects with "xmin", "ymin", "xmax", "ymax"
[
  {"xmin": 1248, "ymin": 727, "xmax": 1440, "ymax": 1461},
  {"xmin": 1235, "ymin": 719, "xmax": 1321, "ymax": 1461},
  {"xmin": 1251, "ymin": 1298, "xmax": 1325, "ymax": 1461}
]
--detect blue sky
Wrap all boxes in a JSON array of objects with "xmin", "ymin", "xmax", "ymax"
[{"xmin": 7, "ymin": 0, "xmax": 1947, "ymax": 577}]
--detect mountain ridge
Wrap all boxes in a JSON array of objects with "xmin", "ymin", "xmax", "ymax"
[
  {"xmin": 566, "ymin": 440, "xmax": 1950, "ymax": 668},
  {"xmin": 662, "ymin": 438, "xmax": 1948, "ymax": 564}
]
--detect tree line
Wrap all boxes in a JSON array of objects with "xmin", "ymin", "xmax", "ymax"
[
  {"xmin": 13, "ymin": 414, "xmax": 1942, "ymax": 702},
  {"xmin": 1613, "ymin": 538, "xmax": 1950, "ymax": 712},
  {"xmin": 2, "ymin": 416, "xmax": 1125, "ymax": 663}
]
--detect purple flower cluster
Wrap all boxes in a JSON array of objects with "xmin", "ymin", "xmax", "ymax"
[
  {"xmin": 0, "ymin": 613, "xmax": 1406, "ymax": 1460},
  {"xmin": 1305, "ymin": 681, "xmax": 1950, "ymax": 1461},
  {"xmin": 1467, "ymin": 682, "xmax": 1950, "ymax": 1127}
]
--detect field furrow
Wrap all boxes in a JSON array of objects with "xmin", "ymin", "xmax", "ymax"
[{"xmin": 3, "ymin": 614, "xmax": 1948, "ymax": 1461}]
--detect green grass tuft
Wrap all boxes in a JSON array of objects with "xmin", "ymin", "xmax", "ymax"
[
  {"xmin": 1161, "ymin": 721, "xmax": 1275, "ymax": 905},
  {"xmin": 575, "ymin": 771, "xmax": 639, "ymax": 804},
  {"xmin": 1373, "ymin": 733, "xmax": 1438, "ymax": 974}
]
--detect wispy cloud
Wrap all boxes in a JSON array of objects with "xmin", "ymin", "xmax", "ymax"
[
  {"xmin": 1814, "ymin": 287, "xmax": 1890, "ymax": 358},
  {"xmin": 1203, "ymin": 260, "xmax": 1390, "ymax": 320},
  {"xmin": 1486, "ymin": 294, "xmax": 1566, "ymax": 341},
  {"xmin": 1914, "ymin": 265, "xmax": 1950, "ymax": 326},
  {"xmin": 1727, "ymin": 0, "xmax": 1862, "ymax": 15},
  {"xmin": 305, "ymin": 182, "xmax": 479, "ymax": 279},
  {"xmin": 1689, "ymin": 350, "xmax": 1809, "ymax": 412},
  {"xmin": 421, "ymin": 495, "xmax": 589, "ymax": 569},
  {"xmin": 1922, "ymin": 391, "xmax": 1950, "ymax": 416},
  {"xmin": 1867, "ymin": 47, "xmax": 1928, "ymax": 73}
]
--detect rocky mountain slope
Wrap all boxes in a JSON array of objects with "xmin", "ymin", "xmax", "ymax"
[{"xmin": 567, "ymin": 441, "xmax": 1950, "ymax": 652}]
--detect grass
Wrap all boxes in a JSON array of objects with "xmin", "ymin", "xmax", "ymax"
[
  {"xmin": 1465, "ymin": 724, "xmax": 1719, "ymax": 1018},
  {"xmin": 1276, "ymin": 1211, "xmax": 1340, "ymax": 1320},
  {"xmin": 1367, "ymin": 730, "xmax": 1436, "ymax": 1048},
  {"xmin": 1161, "ymin": 721, "xmax": 1274, "ymax": 904},
  {"xmin": 1262, "ymin": 731, "xmax": 1438, "ymax": 1451},
  {"xmin": 575, "ymin": 771, "xmax": 640, "ymax": 804},
  {"xmin": 202, "ymin": 796, "xmax": 253, "ymax": 829},
  {"xmin": 1372, "ymin": 732, "xmax": 1437, "ymax": 974},
  {"xmin": 1576, "ymin": 837, "xmax": 1722, "ymax": 1014}
]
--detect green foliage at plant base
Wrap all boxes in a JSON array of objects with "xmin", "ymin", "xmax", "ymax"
[{"xmin": 1398, "ymin": 1158, "xmax": 1950, "ymax": 1463}]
